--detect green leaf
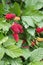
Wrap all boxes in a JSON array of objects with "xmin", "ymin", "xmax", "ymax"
[
  {"xmin": 31, "ymin": 16, "xmax": 43, "ymax": 27},
  {"xmin": 0, "ymin": 4, "xmax": 5, "ymax": 15},
  {"xmin": 3, "ymin": 36, "xmax": 16, "ymax": 47},
  {"xmin": 38, "ymin": 42, "xmax": 43, "ymax": 48},
  {"xmin": 27, "ymin": 35, "xmax": 32, "ymax": 46},
  {"xmin": 25, "ymin": 0, "xmax": 43, "ymax": 10},
  {"xmin": 11, "ymin": 58, "xmax": 23, "ymax": 65},
  {"xmin": 31, "ymin": 16, "xmax": 43, "ymax": 23},
  {"xmin": 16, "ymin": 40, "xmax": 22, "ymax": 47},
  {"xmin": 0, "ymin": 18, "xmax": 11, "ymax": 32},
  {"xmin": 27, "ymin": 27, "xmax": 35, "ymax": 36},
  {"xmin": 23, "ymin": 8, "xmax": 43, "ymax": 16},
  {"xmin": 22, "ymin": 16, "xmax": 35, "ymax": 28},
  {"xmin": 28, "ymin": 61, "xmax": 43, "ymax": 65},
  {"xmin": 5, "ymin": 45, "xmax": 23, "ymax": 58},
  {"xmin": 30, "ymin": 48, "xmax": 43, "ymax": 61},
  {"xmin": 1, "ymin": 57, "xmax": 23, "ymax": 65},
  {"xmin": 0, "ymin": 61, "xmax": 4, "ymax": 65},
  {"xmin": 22, "ymin": 49, "xmax": 31, "ymax": 59},
  {"xmin": 0, "ymin": 36, "xmax": 8, "ymax": 45},
  {"xmin": 9, "ymin": 2, "xmax": 21, "ymax": 16},
  {"xmin": 23, "ymin": 0, "xmax": 43, "ymax": 16},
  {"xmin": 0, "ymin": 47, "xmax": 5, "ymax": 60},
  {"xmin": 38, "ymin": 22, "xmax": 43, "ymax": 27},
  {"xmin": 0, "ymin": 58, "xmax": 10, "ymax": 65},
  {"xmin": 0, "ymin": 33, "xmax": 4, "ymax": 40},
  {"xmin": 0, "ymin": 33, "xmax": 8, "ymax": 45},
  {"xmin": 2, "ymin": 0, "xmax": 6, "ymax": 7}
]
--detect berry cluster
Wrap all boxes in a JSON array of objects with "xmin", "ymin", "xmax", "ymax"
[{"xmin": 5, "ymin": 13, "xmax": 23, "ymax": 42}]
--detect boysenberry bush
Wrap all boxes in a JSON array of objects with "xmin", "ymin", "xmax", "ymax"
[{"xmin": 0, "ymin": 0, "xmax": 43, "ymax": 65}]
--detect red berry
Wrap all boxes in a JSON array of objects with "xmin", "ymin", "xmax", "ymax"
[
  {"xmin": 17, "ymin": 23, "xmax": 24, "ymax": 33},
  {"xmin": 5, "ymin": 13, "xmax": 16, "ymax": 20},
  {"xmin": 36, "ymin": 27, "xmax": 43, "ymax": 33},
  {"xmin": 36, "ymin": 27, "xmax": 42, "ymax": 33},
  {"xmin": 22, "ymin": 46, "xmax": 29, "ymax": 48},
  {"xmin": 31, "ymin": 41, "xmax": 35, "ymax": 46},
  {"xmin": 41, "ymin": 27, "xmax": 43, "ymax": 31},
  {"xmin": 11, "ymin": 23, "xmax": 23, "ymax": 33},
  {"xmin": 22, "ymin": 40, "xmax": 26, "ymax": 44},
  {"xmin": 13, "ymin": 33, "xmax": 19, "ymax": 42},
  {"xmin": 11, "ymin": 23, "xmax": 20, "ymax": 33}
]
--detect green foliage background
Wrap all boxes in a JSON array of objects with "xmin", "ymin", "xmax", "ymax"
[{"xmin": 0, "ymin": 0, "xmax": 43, "ymax": 65}]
